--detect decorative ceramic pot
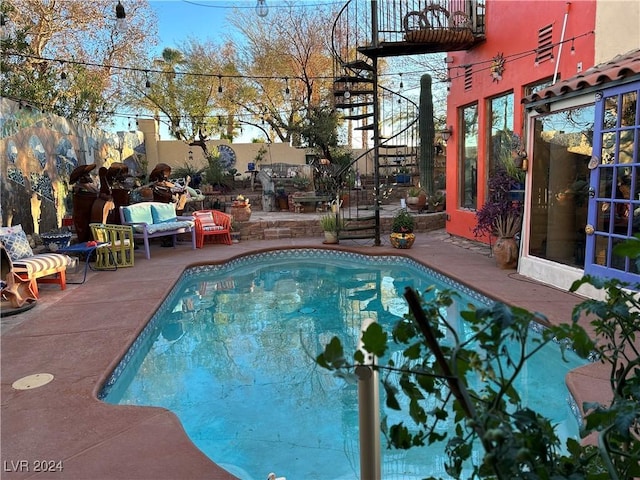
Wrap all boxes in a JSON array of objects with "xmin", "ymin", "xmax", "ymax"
[
  {"xmin": 40, "ymin": 232, "xmax": 72, "ymax": 252},
  {"xmin": 390, "ymin": 232, "xmax": 415, "ymax": 249},
  {"xmin": 494, "ymin": 236, "xmax": 518, "ymax": 269}
]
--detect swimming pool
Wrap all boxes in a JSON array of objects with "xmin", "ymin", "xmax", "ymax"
[{"xmin": 100, "ymin": 249, "xmax": 586, "ymax": 480}]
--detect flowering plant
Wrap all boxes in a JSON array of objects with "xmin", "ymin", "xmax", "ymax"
[{"xmin": 233, "ymin": 194, "xmax": 250, "ymax": 207}]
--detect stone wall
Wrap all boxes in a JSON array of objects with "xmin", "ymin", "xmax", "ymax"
[{"xmin": 235, "ymin": 212, "xmax": 446, "ymax": 241}]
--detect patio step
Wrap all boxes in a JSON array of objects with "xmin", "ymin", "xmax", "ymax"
[{"xmin": 263, "ymin": 228, "xmax": 292, "ymax": 240}]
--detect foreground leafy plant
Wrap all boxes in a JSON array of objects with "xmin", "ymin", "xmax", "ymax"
[{"xmin": 316, "ymin": 251, "xmax": 639, "ymax": 478}]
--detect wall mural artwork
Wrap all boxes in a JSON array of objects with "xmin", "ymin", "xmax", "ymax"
[{"xmin": 0, "ymin": 98, "xmax": 146, "ymax": 235}]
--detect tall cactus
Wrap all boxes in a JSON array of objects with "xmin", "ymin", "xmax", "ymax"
[{"xmin": 419, "ymin": 74, "xmax": 435, "ymax": 195}]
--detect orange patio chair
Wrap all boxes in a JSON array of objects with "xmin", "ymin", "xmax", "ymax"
[{"xmin": 193, "ymin": 210, "xmax": 232, "ymax": 248}]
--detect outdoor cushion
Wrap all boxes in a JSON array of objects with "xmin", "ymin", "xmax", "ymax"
[
  {"xmin": 0, "ymin": 226, "xmax": 34, "ymax": 261},
  {"xmin": 12, "ymin": 253, "xmax": 73, "ymax": 275},
  {"xmin": 151, "ymin": 203, "xmax": 178, "ymax": 223},
  {"xmin": 136, "ymin": 220, "xmax": 194, "ymax": 235},
  {"xmin": 122, "ymin": 203, "xmax": 154, "ymax": 225},
  {"xmin": 193, "ymin": 211, "xmax": 221, "ymax": 230}
]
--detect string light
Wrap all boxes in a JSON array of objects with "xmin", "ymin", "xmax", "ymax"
[
  {"xmin": 217, "ymin": 75, "xmax": 223, "ymax": 97},
  {"xmin": 256, "ymin": 0, "xmax": 268, "ymax": 18},
  {"xmin": 115, "ymin": 1, "xmax": 126, "ymax": 33},
  {"xmin": 145, "ymin": 71, "xmax": 151, "ymax": 89},
  {"xmin": 285, "ymin": 77, "xmax": 290, "ymax": 96},
  {"xmin": 570, "ymin": 39, "xmax": 575, "ymax": 55}
]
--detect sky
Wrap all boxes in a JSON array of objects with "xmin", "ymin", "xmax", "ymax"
[{"xmin": 148, "ymin": 0, "xmax": 248, "ymax": 53}]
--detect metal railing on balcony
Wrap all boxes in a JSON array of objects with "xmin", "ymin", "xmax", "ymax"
[{"xmin": 333, "ymin": 0, "xmax": 485, "ymax": 61}]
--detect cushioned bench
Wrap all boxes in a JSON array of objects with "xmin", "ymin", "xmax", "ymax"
[
  {"xmin": 119, "ymin": 202, "xmax": 196, "ymax": 259},
  {"xmin": 0, "ymin": 225, "xmax": 73, "ymax": 298}
]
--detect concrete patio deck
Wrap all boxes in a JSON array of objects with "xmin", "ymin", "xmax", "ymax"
[{"xmin": 1, "ymin": 217, "xmax": 609, "ymax": 480}]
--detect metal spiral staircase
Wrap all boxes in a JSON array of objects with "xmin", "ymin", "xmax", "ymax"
[{"xmin": 330, "ymin": 0, "xmax": 485, "ymax": 245}]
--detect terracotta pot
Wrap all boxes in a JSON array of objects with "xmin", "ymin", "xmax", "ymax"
[
  {"xmin": 390, "ymin": 232, "xmax": 415, "ymax": 249},
  {"xmin": 406, "ymin": 194, "xmax": 427, "ymax": 212},
  {"xmin": 494, "ymin": 236, "xmax": 518, "ymax": 269},
  {"xmin": 230, "ymin": 205, "xmax": 251, "ymax": 222}
]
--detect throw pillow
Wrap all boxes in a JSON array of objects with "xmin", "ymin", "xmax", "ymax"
[
  {"xmin": 151, "ymin": 203, "xmax": 178, "ymax": 223},
  {"xmin": 0, "ymin": 224, "xmax": 23, "ymax": 235},
  {"xmin": 193, "ymin": 211, "xmax": 217, "ymax": 228},
  {"xmin": 0, "ymin": 228, "xmax": 34, "ymax": 261}
]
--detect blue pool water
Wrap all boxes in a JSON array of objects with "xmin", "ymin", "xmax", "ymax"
[{"xmin": 101, "ymin": 249, "xmax": 586, "ymax": 480}]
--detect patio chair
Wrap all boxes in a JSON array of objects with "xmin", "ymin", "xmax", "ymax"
[
  {"xmin": 193, "ymin": 210, "xmax": 232, "ymax": 248},
  {"xmin": 90, "ymin": 223, "xmax": 135, "ymax": 268}
]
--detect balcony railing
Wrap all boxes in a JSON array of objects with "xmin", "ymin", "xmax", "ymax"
[{"xmin": 333, "ymin": 0, "xmax": 485, "ymax": 60}]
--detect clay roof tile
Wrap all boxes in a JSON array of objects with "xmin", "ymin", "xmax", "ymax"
[{"xmin": 523, "ymin": 49, "xmax": 640, "ymax": 105}]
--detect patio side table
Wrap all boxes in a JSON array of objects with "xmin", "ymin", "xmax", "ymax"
[{"xmin": 57, "ymin": 242, "xmax": 114, "ymax": 284}]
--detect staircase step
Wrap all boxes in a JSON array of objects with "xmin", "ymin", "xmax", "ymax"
[
  {"xmin": 342, "ymin": 112, "xmax": 374, "ymax": 121},
  {"xmin": 334, "ymin": 75, "xmax": 373, "ymax": 84},
  {"xmin": 342, "ymin": 224, "xmax": 376, "ymax": 232},
  {"xmin": 339, "ymin": 233, "xmax": 377, "ymax": 240},
  {"xmin": 263, "ymin": 228, "xmax": 292, "ymax": 240},
  {"xmin": 344, "ymin": 59, "xmax": 374, "ymax": 71},
  {"xmin": 334, "ymin": 101, "xmax": 374, "ymax": 109},
  {"xmin": 344, "ymin": 213, "xmax": 376, "ymax": 221},
  {"xmin": 334, "ymin": 89, "xmax": 374, "ymax": 96},
  {"xmin": 355, "ymin": 124, "xmax": 374, "ymax": 131}
]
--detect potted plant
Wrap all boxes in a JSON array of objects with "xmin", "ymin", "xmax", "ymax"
[
  {"xmin": 406, "ymin": 186, "xmax": 427, "ymax": 212},
  {"xmin": 473, "ymin": 169, "xmax": 522, "ymax": 268},
  {"xmin": 275, "ymin": 183, "xmax": 289, "ymax": 210},
  {"xmin": 429, "ymin": 190, "xmax": 446, "ymax": 212},
  {"xmin": 395, "ymin": 167, "xmax": 411, "ymax": 185},
  {"xmin": 390, "ymin": 208, "xmax": 416, "ymax": 248},
  {"xmin": 230, "ymin": 218, "xmax": 241, "ymax": 243},
  {"xmin": 230, "ymin": 194, "xmax": 251, "ymax": 222},
  {"xmin": 320, "ymin": 213, "xmax": 343, "ymax": 244}
]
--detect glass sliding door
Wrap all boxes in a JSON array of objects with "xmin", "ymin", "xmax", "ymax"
[{"xmin": 528, "ymin": 105, "xmax": 594, "ymax": 267}]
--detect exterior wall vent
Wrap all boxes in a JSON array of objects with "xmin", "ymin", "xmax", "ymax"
[
  {"xmin": 464, "ymin": 65, "xmax": 473, "ymax": 91},
  {"xmin": 535, "ymin": 24, "xmax": 554, "ymax": 63}
]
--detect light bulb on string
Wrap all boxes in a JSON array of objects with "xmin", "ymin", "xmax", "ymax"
[
  {"xmin": 256, "ymin": 0, "xmax": 268, "ymax": 18},
  {"xmin": 115, "ymin": 1, "xmax": 126, "ymax": 33},
  {"xmin": 570, "ymin": 39, "xmax": 576, "ymax": 55},
  {"xmin": 217, "ymin": 76, "xmax": 223, "ymax": 98}
]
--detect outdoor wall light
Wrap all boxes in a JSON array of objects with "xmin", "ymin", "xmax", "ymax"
[
  {"xmin": 440, "ymin": 126, "xmax": 453, "ymax": 144},
  {"xmin": 115, "ymin": 1, "xmax": 126, "ymax": 32},
  {"xmin": 256, "ymin": 0, "xmax": 268, "ymax": 18}
]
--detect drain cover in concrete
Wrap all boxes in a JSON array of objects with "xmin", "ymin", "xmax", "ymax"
[{"xmin": 12, "ymin": 373, "xmax": 54, "ymax": 390}]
